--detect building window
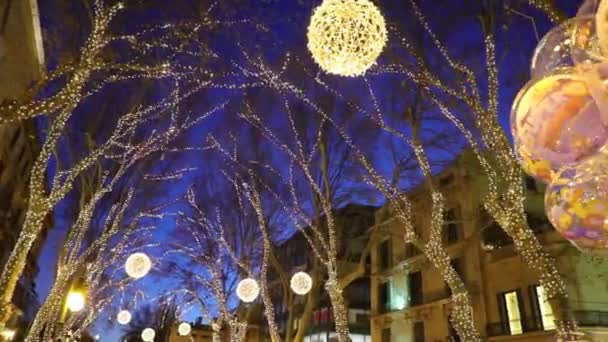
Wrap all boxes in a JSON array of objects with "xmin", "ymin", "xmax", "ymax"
[
  {"xmin": 404, "ymin": 243, "xmax": 420, "ymax": 259},
  {"xmin": 443, "ymin": 208, "xmax": 460, "ymax": 244},
  {"xmin": 379, "ymin": 238, "xmax": 392, "ymax": 271},
  {"xmin": 382, "ymin": 327, "xmax": 391, "ymax": 342},
  {"xmin": 499, "ymin": 290, "xmax": 523, "ymax": 335},
  {"xmin": 525, "ymin": 176, "xmax": 537, "ymax": 192},
  {"xmin": 379, "ymin": 282, "xmax": 390, "ymax": 313},
  {"xmin": 530, "ymin": 285, "xmax": 556, "ymax": 330},
  {"xmin": 409, "ymin": 271, "xmax": 423, "ymax": 306},
  {"xmin": 414, "ymin": 321, "xmax": 425, "ymax": 342}
]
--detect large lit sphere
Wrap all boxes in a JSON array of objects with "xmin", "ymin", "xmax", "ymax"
[
  {"xmin": 116, "ymin": 310, "xmax": 132, "ymax": 325},
  {"xmin": 141, "ymin": 328, "xmax": 155, "ymax": 342},
  {"xmin": 545, "ymin": 153, "xmax": 608, "ymax": 254},
  {"xmin": 236, "ymin": 278, "xmax": 260, "ymax": 303},
  {"xmin": 178, "ymin": 322, "xmax": 191, "ymax": 336},
  {"xmin": 511, "ymin": 69, "xmax": 608, "ymax": 181},
  {"xmin": 307, "ymin": 0, "xmax": 387, "ymax": 77},
  {"xmin": 66, "ymin": 292, "xmax": 85, "ymax": 312},
  {"xmin": 290, "ymin": 272, "xmax": 313, "ymax": 295},
  {"xmin": 531, "ymin": 17, "xmax": 603, "ymax": 79},
  {"xmin": 125, "ymin": 252, "xmax": 152, "ymax": 279}
]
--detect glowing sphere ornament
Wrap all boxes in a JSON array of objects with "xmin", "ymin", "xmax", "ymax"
[
  {"xmin": 178, "ymin": 322, "xmax": 191, "ymax": 336},
  {"xmin": 236, "ymin": 278, "xmax": 260, "ymax": 303},
  {"xmin": 307, "ymin": 0, "xmax": 387, "ymax": 77},
  {"xmin": 511, "ymin": 69, "xmax": 608, "ymax": 181},
  {"xmin": 66, "ymin": 292, "xmax": 85, "ymax": 312},
  {"xmin": 545, "ymin": 153, "xmax": 608, "ymax": 254},
  {"xmin": 290, "ymin": 272, "xmax": 313, "ymax": 295},
  {"xmin": 141, "ymin": 328, "xmax": 155, "ymax": 342},
  {"xmin": 125, "ymin": 252, "xmax": 152, "ymax": 279},
  {"xmin": 116, "ymin": 310, "xmax": 132, "ymax": 325}
]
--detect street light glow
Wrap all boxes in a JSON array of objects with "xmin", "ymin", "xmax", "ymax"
[{"xmin": 66, "ymin": 291, "xmax": 86, "ymax": 312}]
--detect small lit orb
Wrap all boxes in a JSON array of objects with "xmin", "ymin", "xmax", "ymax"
[
  {"xmin": 290, "ymin": 272, "xmax": 313, "ymax": 295},
  {"xmin": 511, "ymin": 69, "xmax": 608, "ymax": 180},
  {"xmin": 307, "ymin": 0, "xmax": 387, "ymax": 77},
  {"xmin": 66, "ymin": 292, "xmax": 85, "ymax": 312},
  {"xmin": 546, "ymin": 153, "xmax": 608, "ymax": 254},
  {"xmin": 141, "ymin": 328, "xmax": 155, "ymax": 342},
  {"xmin": 125, "ymin": 252, "xmax": 152, "ymax": 279},
  {"xmin": 178, "ymin": 322, "xmax": 191, "ymax": 336},
  {"xmin": 117, "ymin": 310, "xmax": 132, "ymax": 325},
  {"xmin": 236, "ymin": 278, "xmax": 260, "ymax": 303}
]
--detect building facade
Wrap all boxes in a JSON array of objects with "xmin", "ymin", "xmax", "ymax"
[
  {"xmin": 369, "ymin": 152, "xmax": 608, "ymax": 342},
  {"xmin": 0, "ymin": 0, "xmax": 46, "ymax": 337}
]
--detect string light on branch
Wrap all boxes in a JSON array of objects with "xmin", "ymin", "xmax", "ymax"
[
  {"xmin": 236, "ymin": 278, "xmax": 260, "ymax": 303},
  {"xmin": 290, "ymin": 272, "xmax": 313, "ymax": 295},
  {"xmin": 178, "ymin": 322, "xmax": 192, "ymax": 336},
  {"xmin": 125, "ymin": 252, "xmax": 152, "ymax": 279},
  {"xmin": 116, "ymin": 310, "xmax": 132, "ymax": 325},
  {"xmin": 307, "ymin": 0, "xmax": 387, "ymax": 77},
  {"xmin": 141, "ymin": 328, "xmax": 155, "ymax": 342}
]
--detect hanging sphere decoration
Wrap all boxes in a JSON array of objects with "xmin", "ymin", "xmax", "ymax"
[
  {"xmin": 545, "ymin": 153, "xmax": 608, "ymax": 254},
  {"xmin": 125, "ymin": 252, "xmax": 152, "ymax": 279},
  {"xmin": 66, "ymin": 292, "xmax": 85, "ymax": 312},
  {"xmin": 236, "ymin": 278, "xmax": 260, "ymax": 303},
  {"xmin": 307, "ymin": 0, "xmax": 387, "ymax": 77},
  {"xmin": 178, "ymin": 322, "xmax": 192, "ymax": 336},
  {"xmin": 116, "ymin": 310, "xmax": 132, "ymax": 325},
  {"xmin": 290, "ymin": 271, "xmax": 313, "ymax": 295},
  {"xmin": 141, "ymin": 328, "xmax": 155, "ymax": 342}
]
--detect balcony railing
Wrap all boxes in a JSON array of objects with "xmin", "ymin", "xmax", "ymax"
[
  {"xmin": 573, "ymin": 310, "xmax": 608, "ymax": 327},
  {"xmin": 486, "ymin": 316, "xmax": 544, "ymax": 337}
]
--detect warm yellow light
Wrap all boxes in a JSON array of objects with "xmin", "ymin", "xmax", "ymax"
[
  {"xmin": 125, "ymin": 252, "xmax": 152, "ymax": 279},
  {"xmin": 117, "ymin": 310, "xmax": 132, "ymax": 325},
  {"xmin": 141, "ymin": 327, "xmax": 155, "ymax": 342},
  {"xmin": 178, "ymin": 322, "xmax": 191, "ymax": 336},
  {"xmin": 0, "ymin": 329, "xmax": 16, "ymax": 340},
  {"xmin": 307, "ymin": 0, "xmax": 387, "ymax": 77},
  {"xmin": 290, "ymin": 272, "xmax": 313, "ymax": 295},
  {"xmin": 66, "ymin": 292, "xmax": 85, "ymax": 312},
  {"xmin": 236, "ymin": 278, "xmax": 260, "ymax": 303}
]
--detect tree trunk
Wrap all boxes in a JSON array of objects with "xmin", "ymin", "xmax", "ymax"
[{"xmin": 325, "ymin": 273, "xmax": 351, "ymax": 342}]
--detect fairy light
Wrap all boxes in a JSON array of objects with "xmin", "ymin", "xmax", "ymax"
[
  {"xmin": 178, "ymin": 322, "xmax": 191, "ymax": 336},
  {"xmin": 236, "ymin": 278, "xmax": 260, "ymax": 303},
  {"xmin": 125, "ymin": 253, "xmax": 152, "ymax": 279},
  {"xmin": 290, "ymin": 272, "xmax": 313, "ymax": 295},
  {"xmin": 141, "ymin": 328, "xmax": 155, "ymax": 342},
  {"xmin": 307, "ymin": 0, "xmax": 387, "ymax": 76},
  {"xmin": 116, "ymin": 310, "xmax": 132, "ymax": 325}
]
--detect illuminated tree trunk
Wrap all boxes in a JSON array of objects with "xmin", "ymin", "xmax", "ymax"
[{"xmin": 325, "ymin": 273, "xmax": 351, "ymax": 342}]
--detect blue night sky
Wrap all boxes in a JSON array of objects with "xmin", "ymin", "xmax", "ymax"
[{"xmin": 31, "ymin": 0, "xmax": 583, "ymax": 341}]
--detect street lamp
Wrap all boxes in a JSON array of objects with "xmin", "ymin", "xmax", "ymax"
[{"xmin": 66, "ymin": 291, "xmax": 86, "ymax": 312}]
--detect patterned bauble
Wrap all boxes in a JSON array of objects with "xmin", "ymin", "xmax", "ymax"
[
  {"xmin": 290, "ymin": 272, "xmax": 313, "ymax": 295},
  {"xmin": 307, "ymin": 0, "xmax": 387, "ymax": 77},
  {"xmin": 141, "ymin": 328, "xmax": 155, "ymax": 342},
  {"xmin": 178, "ymin": 322, "xmax": 191, "ymax": 336},
  {"xmin": 511, "ymin": 69, "xmax": 608, "ymax": 181},
  {"xmin": 117, "ymin": 310, "xmax": 132, "ymax": 325},
  {"xmin": 125, "ymin": 252, "xmax": 152, "ymax": 279},
  {"xmin": 236, "ymin": 278, "xmax": 260, "ymax": 303},
  {"xmin": 546, "ymin": 153, "xmax": 608, "ymax": 254}
]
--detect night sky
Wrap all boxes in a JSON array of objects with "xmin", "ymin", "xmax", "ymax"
[{"xmin": 31, "ymin": 0, "xmax": 583, "ymax": 340}]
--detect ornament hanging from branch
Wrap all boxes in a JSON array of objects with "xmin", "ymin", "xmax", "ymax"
[
  {"xmin": 236, "ymin": 278, "xmax": 260, "ymax": 303},
  {"xmin": 116, "ymin": 310, "xmax": 132, "ymax": 325},
  {"xmin": 307, "ymin": 0, "xmax": 387, "ymax": 77},
  {"xmin": 178, "ymin": 322, "xmax": 192, "ymax": 336},
  {"xmin": 141, "ymin": 328, "xmax": 155, "ymax": 342},
  {"xmin": 125, "ymin": 252, "xmax": 152, "ymax": 279},
  {"xmin": 290, "ymin": 272, "xmax": 313, "ymax": 295}
]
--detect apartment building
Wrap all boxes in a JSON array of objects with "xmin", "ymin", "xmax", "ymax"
[
  {"xmin": 0, "ymin": 0, "xmax": 46, "ymax": 338},
  {"xmin": 369, "ymin": 151, "xmax": 608, "ymax": 342}
]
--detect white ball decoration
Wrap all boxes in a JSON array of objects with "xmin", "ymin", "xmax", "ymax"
[
  {"xmin": 116, "ymin": 310, "xmax": 132, "ymax": 325},
  {"xmin": 66, "ymin": 292, "xmax": 85, "ymax": 312},
  {"xmin": 125, "ymin": 252, "xmax": 152, "ymax": 279},
  {"xmin": 141, "ymin": 328, "xmax": 155, "ymax": 342},
  {"xmin": 290, "ymin": 271, "xmax": 313, "ymax": 295},
  {"xmin": 307, "ymin": 0, "xmax": 387, "ymax": 77},
  {"xmin": 178, "ymin": 322, "xmax": 191, "ymax": 336},
  {"xmin": 236, "ymin": 278, "xmax": 260, "ymax": 303}
]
